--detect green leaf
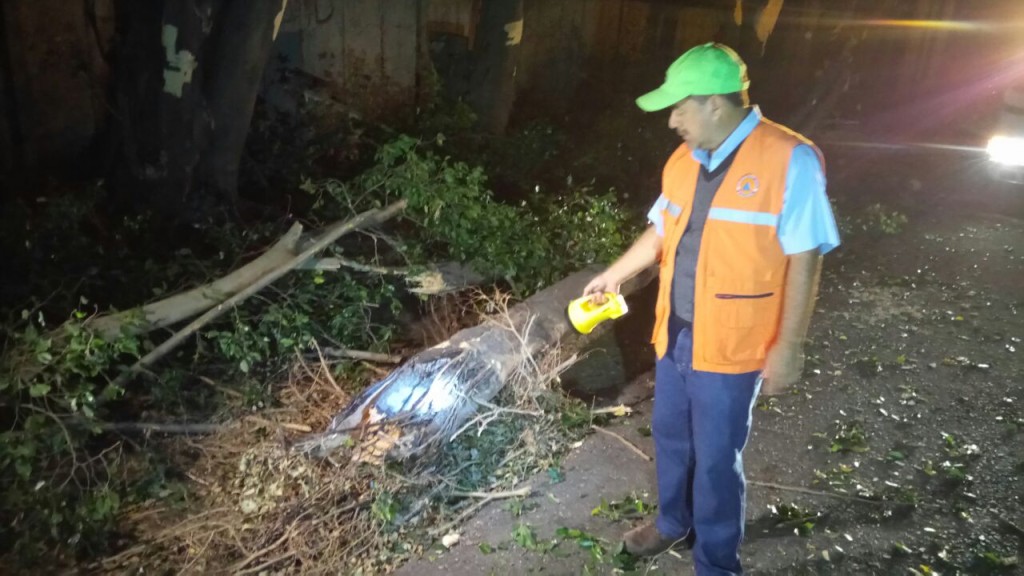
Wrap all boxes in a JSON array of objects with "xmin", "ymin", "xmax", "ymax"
[
  {"xmin": 15, "ymin": 459, "xmax": 31, "ymax": 479},
  {"xmin": 478, "ymin": 543, "xmax": 494, "ymax": 555},
  {"xmin": 29, "ymin": 382, "xmax": 51, "ymax": 398},
  {"xmin": 547, "ymin": 466, "xmax": 564, "ymax": 484},
  {"xmin": 513, "ymin": 523, "xmax": 537, "ymax": 550},
  {"xmin": 798, "ymin": 521, "xmax": 816, "ymax": 537}
]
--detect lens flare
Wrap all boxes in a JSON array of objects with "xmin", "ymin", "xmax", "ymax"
[
  {"xmin": 855, "ymin": 19, "xmax": 985, "ymax": 31},
  {"xmin": 987, "ymin": 135, "xmax": 1024, "ymax": 166}
]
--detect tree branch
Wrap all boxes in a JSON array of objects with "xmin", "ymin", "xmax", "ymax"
[
  {"xmin": 84, "ymin": 223, "xmax": 305, "ymax": 339},
  {"xmin": 319, "ymin": 348, "xmax": 403, "ymax": 364},
  {"xmin": 95, "ymin": 421, "xmax": 224, "ymax": 435},
  {"xmin": 111, "ymin": 201, "xmax": 407, "ymax": 388},
  {"xmin": 296, "ymin": 257, "xmax": 487, "ymax": 295},
  {"xmin": 592, "ymin": 424, "xmax": 652, "ymax": 462}
]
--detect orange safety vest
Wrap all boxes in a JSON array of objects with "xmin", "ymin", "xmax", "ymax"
[{"xmin": 652, "ymin": 118, "xmax": 822, "ymax": 374}]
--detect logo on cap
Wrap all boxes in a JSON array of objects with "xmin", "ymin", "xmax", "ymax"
[{"xmin": 736, "ymin": 174, "xmax": 760, "ymax": 198}]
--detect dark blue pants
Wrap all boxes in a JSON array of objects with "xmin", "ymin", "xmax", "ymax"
[{"xmin": 652, "ymin": 318, "xmax": 761, "ymax": 576}]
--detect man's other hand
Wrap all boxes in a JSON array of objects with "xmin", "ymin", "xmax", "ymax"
[{"xmin": 761, "ymin": 341, "xmax": 805, "ymax": 395}]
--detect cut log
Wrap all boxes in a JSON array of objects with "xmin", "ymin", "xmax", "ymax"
[{"xmin": 292, "ymin": 266, "xmax": 656, "ymax": 461}]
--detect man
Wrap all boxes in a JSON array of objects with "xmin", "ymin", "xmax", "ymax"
[{"xmin": 582, "ymin": 43, "xmax": 840, "ymax": 575}]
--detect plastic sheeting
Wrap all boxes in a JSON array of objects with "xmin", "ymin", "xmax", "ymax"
[
  {"xmin": 327, "ymin": 343, "xmax": 502, "ymax": 454},
  {"xmin": 295, "ymin": 324, "xmax": 520, "ymax": 461},
  {"xmin": 293, "ymin": 267, "xmax": 647, "ymax": 463}
]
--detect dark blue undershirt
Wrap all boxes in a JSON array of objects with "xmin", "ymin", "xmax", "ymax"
[{"xmin": 671, "ymin": 149, "xmax": 739, "ymax": 323}]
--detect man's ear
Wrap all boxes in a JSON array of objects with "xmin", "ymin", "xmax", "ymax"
[{"xmin": 708, "ymin": 94, "xmax": 726, "ymax": 118}]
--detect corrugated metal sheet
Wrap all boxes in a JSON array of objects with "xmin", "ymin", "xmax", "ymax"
[
  {"xmin": 274, "ymin": 0, "xmax": 788, "ymax": 114},
  {"xmin": 278, "ymin": 0, "xmax": 419, "ymax": 115}
]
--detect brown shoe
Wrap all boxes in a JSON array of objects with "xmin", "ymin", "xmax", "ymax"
[{"xmin": 622, "ymin": 523, "xmax": 689, "ymax": 556}]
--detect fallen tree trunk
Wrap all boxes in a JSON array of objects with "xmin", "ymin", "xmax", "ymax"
[{"xmin": 292, "ymin": 266, "xmax": 656, "ymax": 461}]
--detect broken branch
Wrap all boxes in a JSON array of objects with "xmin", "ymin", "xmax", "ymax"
[
  {"xmin": 319, "ymin": 348, "xmax": 402, "ymax": 364},
  {"xmin": 428, "ymin": 485, "xmax": 533, "ymax": 537},
  {"xmin": 297, "ymin": 257, "xmax": 486, "ymax": 295},
  {"xmin": 591, "ymin": 424, "xmax": 652, "ymax": 462},
  {"xmin": 84, "ymin": 223, "xmax": 305, "ymax": 339},
  {"xmin": 450, "ymin": 486, "xmax": 532, "ymax": 499},
  {"xmin": 111, "ymin": 201, "xmax": 407, "ymax": 388},
  {"xmin": 94, "ymin": 422, "xmax": 224, "ymax": 435}
]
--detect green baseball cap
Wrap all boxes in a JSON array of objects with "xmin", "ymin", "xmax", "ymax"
[{"xmin": 636, "ymin": 43, "xmax": 749, "ymax": 112}]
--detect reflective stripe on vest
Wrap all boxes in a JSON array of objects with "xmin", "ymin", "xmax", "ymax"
[
  {"xmin": 653, "ymin": 195, "xmax": 684, "ymax": 218},
  {"xmin": 652, "ymin": 119, "xmax": 822, "ymax": 374},
  {"xmin": 707, "ymin": 207, "xmax": 779, "ymax": 227}
]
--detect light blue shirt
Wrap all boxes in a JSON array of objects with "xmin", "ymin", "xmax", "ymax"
[{"xmin": 647, "ymin": 106, "xmax": 840, "ymax": 255}]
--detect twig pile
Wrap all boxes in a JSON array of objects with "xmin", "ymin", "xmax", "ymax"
[{"xmin": 100, "ymin": 293, "xmax": 588, "ymax": 574}]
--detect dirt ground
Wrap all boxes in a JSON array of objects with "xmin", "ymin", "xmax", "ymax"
[{"xmin": 394, "ymin": 146, "xmax": 1024, "ymax": 575}]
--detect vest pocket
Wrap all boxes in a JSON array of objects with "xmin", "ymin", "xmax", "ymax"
[
  {"xmin": 704, "ymin": 281, "xmax": 781, "ymax": 364},
  {"xmin": 715, "ymin": 292, "xmax": 774, "ymax": 300},
  {"xmin": 711, "ymin": 284, "xmax": 778, "ymax": 328}
]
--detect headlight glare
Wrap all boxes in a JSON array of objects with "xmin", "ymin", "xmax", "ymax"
[{"xmin": 987, "ymin": 135, "xmax": 1024, "ymax": 166}]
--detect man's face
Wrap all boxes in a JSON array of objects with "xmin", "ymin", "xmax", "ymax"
[{"xmin": 668, "ymin": 97, "xmax": 715, "ymax": 150}]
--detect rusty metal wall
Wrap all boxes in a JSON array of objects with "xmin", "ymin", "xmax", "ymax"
[
  {"xmin": 0, "ymin": 0, "xmax": 1007, "ymax": 175},
  {"xmin": 271, "ymin": 0, "xmax": 736, "ymax": 116},
  {"xmin": 276, "ymin": 0, "xmax": 419, "ymax": 115}
]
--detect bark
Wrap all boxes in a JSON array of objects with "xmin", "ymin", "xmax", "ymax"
[{"xmin": 467, "ymin": 0, "xmax": 523, "ymax": 135}]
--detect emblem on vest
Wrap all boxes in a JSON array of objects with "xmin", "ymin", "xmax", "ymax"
[{"xmin": 736, "ymin": 174, "xmax": 760, "ymax": 198}]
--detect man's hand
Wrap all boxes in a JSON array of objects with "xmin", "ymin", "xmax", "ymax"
[
  {"xmin": 761, "ymin": 341, "xmax": 804, "ymax": 395},
  {"xmin": 582, "ymin": 273, "xmax": 620, "ymax": 304},
  {"xmin": 580, "ymin": 226, "xmax": 662, "ymax": 304}
]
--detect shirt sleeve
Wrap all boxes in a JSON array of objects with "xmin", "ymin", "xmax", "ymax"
[
  {"xmin": 777, "ymin": 144, "xmax": 841, "ymax": 255},
  {"xmin": 647, "ymin": 195, "xmax": 669, "ymax": 237}
]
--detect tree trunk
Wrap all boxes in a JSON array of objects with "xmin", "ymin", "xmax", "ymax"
[
  {"xmin": 110, "ymin": 0, "xmax": 282, "ymax": 221},
  {"xmin": 111, "ymin": 0, "xmax": 211, "ymax": 219},
  {"xmin": 468, "ymin": 0, "xmax": 523, "ymax": 135},
  {"xmin": 199, "ymin": 0, "xmax": 286, "ymax": 207}
]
